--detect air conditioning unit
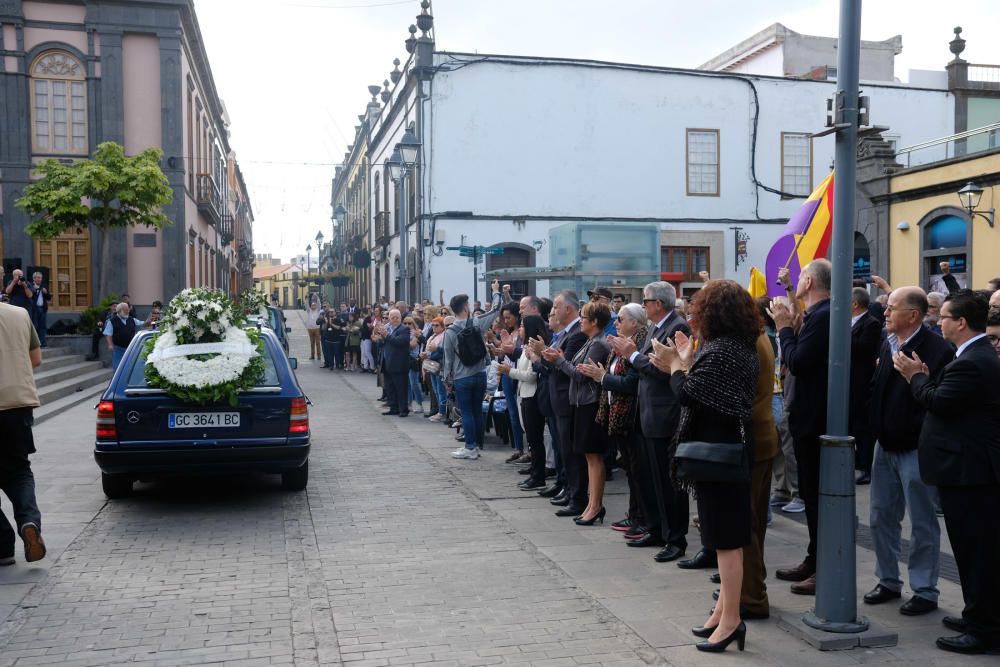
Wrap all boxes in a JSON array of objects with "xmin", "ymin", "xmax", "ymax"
[{"xmin": 611, "ymin": 278, "xmax": 627, "ymax": 286}]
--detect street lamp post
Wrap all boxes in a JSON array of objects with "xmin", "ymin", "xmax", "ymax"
[{"xmin": 387, "ymin": 130, "xmax": 422, "ymax": 305}]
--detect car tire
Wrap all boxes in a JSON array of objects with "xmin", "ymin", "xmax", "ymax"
[
  {"xmin": 102, "ymin": 473, "xmax": 133, "ymax": 499},
  {"xmin": 282, "ymin": 461, "xmax": 308, "ymax": 491}
]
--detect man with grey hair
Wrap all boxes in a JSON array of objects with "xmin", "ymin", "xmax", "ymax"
[
  {"xmin": 925, "ymin": 292, "xmax": 945, "ymax": 336},
  {"xmin": 102, "ymin": 302, "xmax": 149, "ymax": 372},
  {"xmin": 767, "ymin": 258, "xmax": 832, "ymax": 595},
  {"xmin": 608, "ymin": 281, "xmax": 691, "ymax": 563}
]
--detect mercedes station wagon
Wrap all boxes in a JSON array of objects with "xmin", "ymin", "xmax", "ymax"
[{"xmin": 94, "ymin": 328, "xmax": 310, "ymax": 498}]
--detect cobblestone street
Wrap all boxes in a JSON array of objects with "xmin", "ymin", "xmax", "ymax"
[{"xmin": 0, "ymin": 315, "xmax": 995, "ymax": 666}]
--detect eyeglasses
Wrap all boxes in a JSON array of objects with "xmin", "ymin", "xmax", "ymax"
[{"xmin": 642, "ymin": 298, "xmax": 658, "ymax": 304}]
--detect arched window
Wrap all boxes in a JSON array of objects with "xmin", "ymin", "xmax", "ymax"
[
  {"xmin": 485, "ymin": 243, "xmax": 536, "ymax": 298},
  {"xmin": 30, "ymin": 50, "xmax": 87, "ymax": 154},
  {"xmin": 921, "ymin": 211, "xmax": 969, "ymax": 293}
]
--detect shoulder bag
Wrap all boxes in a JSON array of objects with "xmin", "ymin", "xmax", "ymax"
[{"xmin": 674, "ymin": 422, "xmax": 749, "ymax": 483}]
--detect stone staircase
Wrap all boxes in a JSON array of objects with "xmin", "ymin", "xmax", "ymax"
[{"xmin": 32, "ymin": 347, "xmax": 112, "ymax": 425}]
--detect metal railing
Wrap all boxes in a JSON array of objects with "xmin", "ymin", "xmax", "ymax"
[
  {"xmin": 968, "ymin": 63, "xmax": 1000, "ymax": 84},
  {"xmin": 196, "ymin": 173, "xmax": 222, "ymax": 225},
  {"xmin": 893, "ymin": 122, "xmax": 1000, "ymax": 168}
]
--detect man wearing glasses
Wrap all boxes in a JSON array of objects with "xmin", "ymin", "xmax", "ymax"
[
  {"xmin": 864, "ymin": 287, "xmax": 953, "ymax": 619},
  {"xmin": 895, "ymin": 289, "xmax": 1000, "ymax": 655}
]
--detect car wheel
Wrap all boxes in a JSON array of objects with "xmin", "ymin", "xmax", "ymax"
[
  {"xmin": 102, "ymin": 473, "xmax": 133, "ymax": 499},
  {"xmin": 281, "ymin": 461, "xmax": 308, "ymax": 491}
]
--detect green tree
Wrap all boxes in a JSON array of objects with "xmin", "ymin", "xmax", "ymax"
[{"xmin": 15, "ymin": 141, "xmax": 173, "ymax": 303}]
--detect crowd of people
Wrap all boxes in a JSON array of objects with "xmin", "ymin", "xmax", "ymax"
[{"xmin": 315, "ymin": 265, "xmax": 1000, "ymax": 656}]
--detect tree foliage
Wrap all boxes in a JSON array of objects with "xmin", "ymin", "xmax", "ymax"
[{"xmin": 16, "ymin": 141, "xmax": 173, "ymax": 238}]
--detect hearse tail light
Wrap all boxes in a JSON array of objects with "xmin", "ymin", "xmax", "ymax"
[
  {"xmin": 96, "ymin": 400, "xmax": 117, "ymax": 440},
  {"xmin": 289, "ymin": 397, "xmax": 309, "ymax": 434}
]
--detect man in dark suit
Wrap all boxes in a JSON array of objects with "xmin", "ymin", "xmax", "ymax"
[
  {"xmin": 767, "ymin": 258, "xmax": 832, "ymax": 595},
  {"xmin": 865, "ymin": 287, "xmax": 954, "ymax": 617},
  {"xmin": 28, "ymin": 272, "xmax": 51, "ymax": 347},
  {"xmin": 849, "ymin": 287, "xmax": 883, "ymax": 484},
  {"xmin": 375, "ymin": 309, "xmax": 412, "ymax": 417},
  {"xmin": 608, "ymin": 281, "xmax": 690, "ymax": 563},
  {"xmin": 533, "ymin": 290, "xmax": 588, "ymax": 516},
  {"xmin": 896, "ymin": 289, "xmax": 1000, "ymax": 655}
]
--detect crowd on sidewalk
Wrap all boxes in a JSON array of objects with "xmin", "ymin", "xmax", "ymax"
[{"xmin": 316, "ymin": 266, "xmax": 1000, "ymax": 656}]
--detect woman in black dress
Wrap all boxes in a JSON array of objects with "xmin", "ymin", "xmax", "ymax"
[
  {"xmin": 543, "ymin": 301, "xmax": 612, "ymax": 525},
  {"xmin": 652, "ymin": 280, "xmax": 760, "ymax": 653}
]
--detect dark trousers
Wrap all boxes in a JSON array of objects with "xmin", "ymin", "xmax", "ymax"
[
  {"xmin": 792, "ymin": 435, "xmax": 821, "ymax": 567},
  {"xmin": 644, "ymin": 435, "xmax": 688, "ymax": 549},
  {"xmin": 31, "ymin": 308, "xmax": 46, "ymax": 346},
  {"xmin": 520, "ymin": 396, "xmax": 547, "ymax": 482},
  {"xmin": 383, "ymin": 370, "xmax": 409, "ymax": 414},
  {"xmin": 333, "ymin": 339, "xmax": 346, "ymax": 369},
  {"xmin": 851, "ymin": 408, "xmax": 875, "ymax": 474},
  {"xmin": 613, "ymin": 431, "xmax": 644, "ymax": 525},
  {"xmin": 545, "ymin": 414, "xmax": 564, "ymax": 488},
  {"xmin": 91, "ymin": 329, "xmax": 103, "ymax": 356},
  {"xmin": 321, "ymin": 339, "xmax": 335, "ymax": 367},
  {"xmin": 939, "ymin": 483, "xmax": 1000, "ymax": 642},
  {"xmin": 0, "ymin": 409, "xmax": 41, "ymax": 557},
  {"xmin": 742, "ymin": 456, "xmax": 775, "ymax": 614},
  {"xmin": 558, "ymin": 412, "xmax": 588, "ymax": 508}
]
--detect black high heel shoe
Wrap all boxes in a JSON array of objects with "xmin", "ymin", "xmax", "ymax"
[
  {"xmin": 574, "ymin": 507, "xmax": 606, "ymax": 526},
  {"xmin": 691, "ymin": 624, "xmax": 718, "ymax": 638},
  {"xmin": 695, "ymin": 622, "xmax": 746, "ymax": 652}
]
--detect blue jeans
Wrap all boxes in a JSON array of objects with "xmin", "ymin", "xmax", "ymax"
[
  {"xmin": 408, "ymin": 368, "xmax": 424, "ymax": 407},
  {"xmin": 111, "ymin": 345, "xmax": 127, "ymax": 372},
  {"xmin": 454, "ymin": 372, "xmax": 487, "ymax": 450},
  {"xmin": 501, "ymin": 374, "xmax": 524, "ymax": 452},
  {"xmin": 869, "ymin": 444, "xmax": 941, "ymax": 601},
  {"xmin": 31, "ymin": 309, "xmax": 46, "ymax": 346},
  {"xmin": 430, "ymin": 374, "xmax": 448, "ymax": 416}
]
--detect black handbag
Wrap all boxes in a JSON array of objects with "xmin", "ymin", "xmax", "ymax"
[{"xmin": 674, "ymin": 423, "xmax": 749, "ymax": 483}]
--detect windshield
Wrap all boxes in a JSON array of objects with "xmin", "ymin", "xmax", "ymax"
[{"xmin": 125, "ymin": 335, "xmax": 282, "ymax": 388}]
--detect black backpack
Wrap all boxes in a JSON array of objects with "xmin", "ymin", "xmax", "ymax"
[{"xmin": 456, "ymin": 318, "xmax": 487, "ymax": 366}]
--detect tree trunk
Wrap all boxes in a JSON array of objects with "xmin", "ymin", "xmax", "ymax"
[{"xmin": 98, "ymin": 225, "xmax": 111, "ymax": 302}]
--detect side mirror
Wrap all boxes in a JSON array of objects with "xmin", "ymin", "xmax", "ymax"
[
  {"xmin": 288, "ymin": 357, "xmax": 298, "ymax": 370},
  {"xmin": 285, "ymin": 326, "xmax": 292, "ymax": 333}
]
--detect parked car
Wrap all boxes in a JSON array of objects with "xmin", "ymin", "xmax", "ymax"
[
  {"xmin": 94, "ymin": 328, "xmax": 310, "ymax": 498},
  {"xmin": 247, "ymin": 306, "xmax": 291, "ymax": 354}
]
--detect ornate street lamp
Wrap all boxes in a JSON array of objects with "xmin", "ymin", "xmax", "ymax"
[{"xmin": 957, "ymin": 181, "xmax": 995, "ymax": 227}]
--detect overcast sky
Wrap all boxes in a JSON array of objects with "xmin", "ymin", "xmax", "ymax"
[{"xmin": 192, "ymin": 0, "xmax": 1000, "ymax": 262}]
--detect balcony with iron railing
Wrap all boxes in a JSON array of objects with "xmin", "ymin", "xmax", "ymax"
[
  {"xmin": 196, "ymin": 173, "xmax": 223, "ymax": 226},
  {"xmin": 374, "ymin": 211, "xmax": 391, "ymax": 245},
  {"xmin": 893, "ymin": 122, "xmax": 1000, "ymax": 169},
  {"xmin": 220, "ymin": 213, "xmax": 234, "ymax": 245}
]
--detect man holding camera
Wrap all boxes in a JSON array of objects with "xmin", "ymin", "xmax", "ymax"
[
  {"xmin": 29, "ymin": 272, "xmax": 52, "ymax": 346},
  {"xmin": 4, "ymin": 269, "xmax": 34, "ymax": 312}
]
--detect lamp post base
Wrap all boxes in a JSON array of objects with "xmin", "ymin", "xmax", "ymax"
[{"xmin": 778, "ymin": 613, "xmax": 896, "ymax": 651}]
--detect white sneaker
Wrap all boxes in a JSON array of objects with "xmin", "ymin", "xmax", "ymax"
[
  {"xmin": 428, "ymin": 414, "xmax": 443, "ymax": 422},
  {"xmin": 781, "ymin": 498, "xmax": 806, "ymax": 513},
  {"xmin": 413, "ymin": 404, "xmax": 424, "ymax": 414},
  {"xmin": 451, "ymin": 447, "xmax": 480, "ymax": 460}
]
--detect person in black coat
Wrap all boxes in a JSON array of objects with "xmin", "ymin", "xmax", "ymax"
[
  {"xmin": 767, "ymin": 258, "xmax": 832, "ymax": 595},
  {"xmin": 607, "ymin": 281, "xmax": 690, "ymax": 563},
  {"xmin": 865, "ymin": 287, "xmax": 954, "ymax": 617},
  {"xmin": 895, "ymin": 289, "xmax": 1000, "ymax": 655},
  {"xmin": 374, "ymin": 309, "xmax": 412, "ymax": 417},
  {"xmin": 849, "ymin": 287, "xmax": 883, "ymax": 484}
]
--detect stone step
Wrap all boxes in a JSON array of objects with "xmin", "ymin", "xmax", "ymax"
[
  {"xmin": 35, "ymin": 350, "xmax": 89, "ymax": 372},
  {"xmin": 36, "ymin": 368, "xmax": 111, "ymax": 407},
  {"xmin": 33, "ymin": 381, "xmax": 107, "ymax": 426},
  {"xmin": 33, "ymin": 360, "xmax": 107, "ymax": 388}
]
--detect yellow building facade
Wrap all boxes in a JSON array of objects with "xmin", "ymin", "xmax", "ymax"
[{"xmin": 888, "ymin": 150, "xmax": 1000, "ymax": 293}]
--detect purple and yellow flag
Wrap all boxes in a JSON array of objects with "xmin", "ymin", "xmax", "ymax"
[{"xmin": 764, "ymin": 172, "xmax": 835, "ymax": 297}]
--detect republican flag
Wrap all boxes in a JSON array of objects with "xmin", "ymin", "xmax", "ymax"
[
  {"xmin": 747, "ymin": 266, "xmax": 767, "ymax": 299},
  {"xmin": 764, "ymin": 172, "xmax": 835, "ymax": 297}
]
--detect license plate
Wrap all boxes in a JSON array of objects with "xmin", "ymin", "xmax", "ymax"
[{"xmin": 168, "ymin": 412, "xmax": 240, "ymax": 429}]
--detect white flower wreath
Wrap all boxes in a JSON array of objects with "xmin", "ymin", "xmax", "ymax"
[{"xmin": 144, "ymin": 288, "xmax": 266, "ymax": 406}]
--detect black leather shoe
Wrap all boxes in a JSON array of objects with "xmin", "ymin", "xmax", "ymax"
[
  {"xmin": 677, "ymin": 548, "xmax": 717, "ymax": 569},
  {"xmin": 623, "ymin": 527, "xmax": 649, "ymax": 540},
  {"xmin": 654, "ymin": 545, "xmax": 685, "ymax": 562},
  {"xmin": 382, "ymin": 410, "xmax": 400, "ymax": 416},
  {"xmin": 545, "ymin": 467, "xmax": 557, "ymax": 478},
  {"xmin": 627, "ymin": 534, "xmax": 665, "ymax": 548},
  {"xmin": 856, "ymin": 471, "xmax": 871, "ymax": 485},
  {"xmin": 555, "ymin": 506, "xmax": 585, "ymax": 517},
  {"xmin": 863, "ymin": 584, "xmax": 902, "ymax": 605},
  {"xmin": 398, "ymin": 412, "xmax": 409, "ymax": 418},
  {"xmin": 537, "ymin": 485, "xmax": 563, "ymax": 498},
  {"xmin": 900, "ymin": 595, "xmax": 937, "ymax": 616},
  {"xmin": 712, "ymin": 589, "xmax": 720, "ymax": 601},
  {"xmin": 550, "ymin": 496, "xmax": 570, "ymax": 507},
  {"xmin": 519, "ymin": 479, "xmax": 546, "ymax": 490},
  {"xmin": 709, "ymin": 573, "xmax": 721, "ymax": 584},
  {"xmin": 936, "ymin": 633, "xmax": 1000, "ymax": 655},
  {"xmin": 943, "ymin": 616, "xmax": 968, "ymax": 633},
  {"xmin": 775, "ymin": 561, "xmax": 815, "ymax": 582}
]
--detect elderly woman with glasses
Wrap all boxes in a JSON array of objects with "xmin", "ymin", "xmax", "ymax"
[{"xmin": 423, "ymin": 317, "xmax": 450, "ymax": 421}]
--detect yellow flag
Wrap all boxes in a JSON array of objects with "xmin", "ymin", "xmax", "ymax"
[{"xmin": 748, "ymin": 266, "xmax": 767, "ymax": 298}]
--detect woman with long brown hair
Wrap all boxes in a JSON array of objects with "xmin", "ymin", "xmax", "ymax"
[{"xmin": 652, "ymin": 280, "xmax": 760, "ymax": 653}]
